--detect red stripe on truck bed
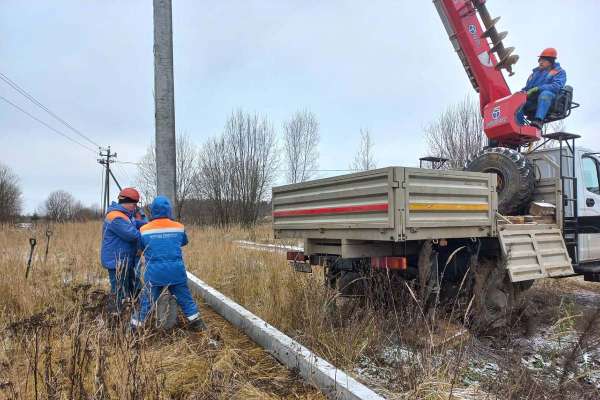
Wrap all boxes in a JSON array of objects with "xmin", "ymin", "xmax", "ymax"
[{"xmin": 273, "ymin": 203, "xmax": 388, "ymax": 217}]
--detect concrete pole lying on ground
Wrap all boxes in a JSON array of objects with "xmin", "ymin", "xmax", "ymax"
[
  {"xmin": 187, "ymin": 272, "xmax": 385, "ymax": 400},
  {"xmin": 153, "ymin": 0, "xmax": 177, "ymax": 205}
]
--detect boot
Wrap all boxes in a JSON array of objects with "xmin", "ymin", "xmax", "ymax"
[
  {"xmin": 188, "ymin": 318, "xmax": 207, "ymax": 332},
  {"xmin": 530, "ymin": 119, "xmax": 543, "ymax": 130}
]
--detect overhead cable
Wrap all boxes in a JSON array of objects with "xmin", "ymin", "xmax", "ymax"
[
  {"xmin": 0, "ymin": 71, "xmax": 102, "ymax": 149},
  {"xmin": 0, "ymin": 94, "xmax": 97, "ymax": 153}
]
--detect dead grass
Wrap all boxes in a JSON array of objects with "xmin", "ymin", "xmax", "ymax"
[
  {"xmin": 185, "ymin": 224, "xmax": 600, "ymax": 399},
  {"xmin": 1, "ymin": 221, "xmax": 598, "ymax": 399},
  {"xmin": 0, "ymin": 222, "xmax": 323, "ymax": 400}
]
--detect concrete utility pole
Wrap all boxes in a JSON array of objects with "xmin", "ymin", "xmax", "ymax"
[{"xmin": 153, "ymin": 0, "xmax": 177, "ymax": 205}]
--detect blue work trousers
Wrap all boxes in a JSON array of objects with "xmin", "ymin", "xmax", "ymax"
[
  {"xmin": 131, "ymin": 281, "xmax": 200, "ymax": 326},
  {"xmin": 517, "ymin": 90, "xmax": 556, "ymax": 123},
  {"xmin": 107, "ymin": 265, "xmax": 135, "ymax": 309}
]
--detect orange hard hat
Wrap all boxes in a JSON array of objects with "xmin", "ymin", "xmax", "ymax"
[
  {"xmin": 539, "ymin": 48, "xmax": 558, "ymax": 58},
  {"xmin": 118, "ymin": 187, "xmax": 140, "ymax": 202}
]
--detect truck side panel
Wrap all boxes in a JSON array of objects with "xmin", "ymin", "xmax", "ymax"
[
  {"xmin": 403, "ymin": 168, "xmax": 497, "ymax": 240},
  {"xmin": 273, "ymin": 168, "xmax": 397, "ymax": 241},
  {"xmin": 273, "ymin": 167, "xmax": 497, "ymax": 242}
]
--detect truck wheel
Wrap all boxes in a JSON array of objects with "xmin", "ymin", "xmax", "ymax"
[
  {"xmin": 465, "ymin": 147, "xmax": 535, "ymax": 215},
  {"xmin": 337, "ymin": 271, "xmax": 366, "ymax": 297},
  {"xmin": 470, "ymin": 258, "xmax": 516, "ymax": 330}
]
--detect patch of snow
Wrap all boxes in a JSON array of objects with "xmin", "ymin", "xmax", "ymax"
[
  {"xmin": 518, "ymin": 330, "xmax": 600, "ymax": 389},
  {"xmin": 463, "ymin": 361, "xmax": 501, "ymax": 386},
  {"xmin": 380, "ymin": 345, "xmax": 418, "ymax": 366}
]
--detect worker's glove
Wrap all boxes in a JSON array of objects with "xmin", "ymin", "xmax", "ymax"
[{"xmin": 526, "ymin": 87, "xmax": 539, "ymax": 97}]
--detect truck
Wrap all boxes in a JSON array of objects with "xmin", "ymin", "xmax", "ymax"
[{"xmin": 271, "ymin": 1, "xmax": 597, "ymax": 323}]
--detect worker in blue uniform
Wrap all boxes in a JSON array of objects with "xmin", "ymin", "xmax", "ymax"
[
  {"xmin": 100, "ymin": 187, "xmax": 142, "ymax": 312},
  {"xmin": 519, "ymin": 47, "xmax": 567, "ymax": 129},
  {"xmin": 130, "ymin": 196, "xmax": 206, "ymax": 332}
]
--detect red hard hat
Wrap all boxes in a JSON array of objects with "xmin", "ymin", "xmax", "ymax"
[
  {"xmin": 539, "ymin": 48, "xmax": 558, "ymax": 58},
  {"xmin": 118, "ymin": 187, "xmax": 140, "ymax": 202}
]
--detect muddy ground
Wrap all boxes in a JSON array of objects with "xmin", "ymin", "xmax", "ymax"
[{"xmin": 352, "ymin": 277, "xmax": 600, "ymax": 399}]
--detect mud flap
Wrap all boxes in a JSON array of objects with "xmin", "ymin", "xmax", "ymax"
[{"xmin": 498, "ymin": 224, "xmax": 574, "ymax": 282}]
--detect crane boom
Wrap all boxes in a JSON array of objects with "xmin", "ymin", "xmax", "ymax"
[{"xmin": 433, "ymin": 0, "xmax": 540, "ymax": 146}]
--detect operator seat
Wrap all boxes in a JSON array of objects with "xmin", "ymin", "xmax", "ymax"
[{"xmin": 543, "ymin": 85, "xmax": 579, "ymax": 123}]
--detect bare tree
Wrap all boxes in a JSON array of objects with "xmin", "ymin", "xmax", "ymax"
[
  {"xmin": 195, "ymin": 109, "xmax": 279, "ymax": 226},
  {"xmin": 196, "ymin": 135, "xmax": 235, "ymax": 226},
  {"xmin": 73, "ymin": 203, "xmax": 102, "ymax": 221},
  {"xmin": 136, "ymin": 148, "xmax": 157, "ymax": 204},
  {"xmin": 425, "ymin": 96, "xmax": 485, "ymax": 169},
  {"xmin": 136, "ymin": 132, "xmax": 198, "ymax": 219},
  {"xmin": 42, "ymin": 190, "xmax": 80, "ymax": 222},
  {"xmin": 174, "ymin": 133, "xmax": 198, "ymax": 219},
  {"xmin": 283, "ymin": 110, "xmax": 320, "ymax": 183},
  {"xmin": 351, "ymin": 128, "xmax": 377, "ymax": 171},
  {"xmin": 0, "ymin": 163, "xmax": 22, "ymax": 221}
]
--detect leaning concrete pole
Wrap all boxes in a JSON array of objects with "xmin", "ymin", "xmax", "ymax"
[{"xmin": 153, "ymin": 0, "xmax": 176, "ymax": 205}]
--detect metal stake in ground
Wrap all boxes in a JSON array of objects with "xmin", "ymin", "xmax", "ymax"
[
  {"xmin": 26, "ymin": 238, "xmax": 37, "ymax": 279},
  {"xmin": 44, "ymin": 227, "xmax": 53, "ymax": 264}
]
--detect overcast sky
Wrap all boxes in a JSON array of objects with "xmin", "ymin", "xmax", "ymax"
[{"xmin": 1, "ymin": 0, "xmax": 599, "ymax": 213}]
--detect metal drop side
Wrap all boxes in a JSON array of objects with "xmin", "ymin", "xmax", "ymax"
[{"xmin": 273, "ymin": 167, "xmax": 497, "ymax": 242}]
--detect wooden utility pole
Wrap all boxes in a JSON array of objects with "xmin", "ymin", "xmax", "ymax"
[{"xmin": 153, "ymin": 0, "xmax": 177, "ymax": 205}]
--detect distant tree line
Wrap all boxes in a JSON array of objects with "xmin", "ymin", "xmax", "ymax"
[
  {"xmin": 134, "ymin": 108, "xmax": 378, "ymax": 226},
  {"xmin": 0, "ymin": 162, "xmax": 101, "ymax": 223},
  {"xmin": 40, "ymin": 190, "xmax": 102, "ymax": 222},
  {"xmin": 0, "ymin": 108, "xmax": 382, "ymax": 225},
  {"xmin": 8, "ymin": 96, "xmax": 558, "ymax": 225}
]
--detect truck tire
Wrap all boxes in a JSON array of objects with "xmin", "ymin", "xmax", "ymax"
[
  {"xmin": 470, "ymin": 257, "xmax": 516, "ymax": 330},
  {"xmin": 337, "ymin": 271, "xmax": 366, "ymax": 297},
  {"xmin": 465, "ymin": 147, "xmax": 535, "ymax": 215}
]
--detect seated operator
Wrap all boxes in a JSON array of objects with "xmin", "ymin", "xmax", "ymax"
[{"xmin": 519, "ymin": 48, "xmax": 566, "ymax": 129}]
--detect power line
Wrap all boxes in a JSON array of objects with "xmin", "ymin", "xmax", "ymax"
[
  {"xmin": 115, "ymin": 160, "xmax": 141, "ymax": 166},
  {"xmin": 114, "ymin": 163, "xmax": 134, "ymax": 185},
  {"xmin": 0, "ymin": 71, "xmax": 102, "ymax": 149},
  {"xmin": 0, "ymin": 94, "xmax": 97, "ymax": 154}
]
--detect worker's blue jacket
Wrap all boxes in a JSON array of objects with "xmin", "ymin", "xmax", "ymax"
[
  {"xmin": 522, "ymin": 62, "xmax": 566, "ymax": 95},
  {"xmin": 139, "ymin": 196, "xmax": 189, "ymax": 286},
  {"xmin": 100, "ymin": 202, "xmax": 140, "ymax": 270}
]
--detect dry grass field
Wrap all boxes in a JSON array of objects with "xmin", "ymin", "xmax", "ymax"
[
  {"xmin": 0, "ymin": 223, "xmax": 323, "ymax": 400},
  {"xmin": 1, "ymin": 221, "xmax": 599, "ymax": 399}
]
